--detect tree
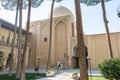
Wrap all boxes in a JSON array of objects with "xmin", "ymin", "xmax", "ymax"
[
  {"xmin": 101, "ymin": 0, "xmax": 113, "ymax": 58},
  {"xmin": 16, "ymin": 0, "xmax": 23, "ymax": 78},
  {"xmin": 81, "ymin": 0, "xmax": 113, "ymax": 58},
  {"xmin": 46, "ymin": 0, "xmax": 55, "ymax": 72},
  {"xmin": 20, "ymin": 0, "xmax": 32, "ymax": 79},
  {"xmin": 1, "ymin": 0, "xmax": 44, "ymax": 11},
  {"xmin": 74, "ymin": 0, "xmax": 88, "ymax": 80},
  {"xmin": 8, "ymin": 0, "xmax": 19, "ymax": 76},
  {"xmin": 46, "ymin": 0, "xmax": 62, "ymax": 72}
]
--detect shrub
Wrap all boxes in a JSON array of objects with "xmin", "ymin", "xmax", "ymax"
[
  {"xmin": 0, "ymin": 73, "xmax": 46, "ymax": 80},
  {"xmin": 72, "ymin": 72, "xmax": 78, "ymax": 79},
  {"xmin": 98, "ymin": 58, "xmax": 120, "ymax": 80},
  {"xmin": 46, "ymin": 71, "xmax": 55, "ymax": 77}
]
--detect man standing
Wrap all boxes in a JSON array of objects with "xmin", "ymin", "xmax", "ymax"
[{"xmin": 56, "ymin": 62, "xmax": 62, "ymax": 74}]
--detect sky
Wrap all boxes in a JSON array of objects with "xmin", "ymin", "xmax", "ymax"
[{"xmin": 0, "ymin": 0, "xmax": 120, "ymax": 35}]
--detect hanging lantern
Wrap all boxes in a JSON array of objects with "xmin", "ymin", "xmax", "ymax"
[{"xmin": 117, "ymin": 5, "xmax": 120, "ymax": 17}]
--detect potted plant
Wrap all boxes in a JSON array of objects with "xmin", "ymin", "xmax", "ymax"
[
  {"xmin": 72, "ymin": 72, "xmax": 78, "ymax": 79},
  {"xmin": 98, "ymin": 58, "xmax": 120, "ymax": 80},
  {"xmin": 46, "ymin": 70, "xmax": 55, "ymax": 77}
]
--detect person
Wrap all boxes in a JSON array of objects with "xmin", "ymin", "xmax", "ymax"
[{"xmin": 56, "ymin": 62, "xmax": 62, "ymax": 74}]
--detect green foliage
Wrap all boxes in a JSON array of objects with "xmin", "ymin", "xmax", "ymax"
[
  {"xmin": 1, "ymin": 0, "xmax": 63, "ymax": 11},
  {"xmin": 72, "ymin": 72, "xmax": 78, "ymax": 74},
  {"xmin": 98, "ymin": 58, "xmax": 120, "ymax": 79},
  {"xmin": 31, "ymin": 0, "xmax": 44, "ymax": 8},
  {"xmin": 1, "ymin": 0, "xmax": 29, "ymax": 10},
  {"xmin": 56, "ymin": 0, "xmax": 63, "ymax": 2},
  {"xmin": 80, "ymin": 0, "xmax": 112, "ymax": 6},
  {"xmin": 1, "ymin": 0, "xmax": 17, "ymax": 10},
  {"xmin": 89, "ymin": 77, "xmax": 108, "ymax": 80},
  {"xmin": 0, "ymin": 73, "xmax": 46, "ymax": 80}
]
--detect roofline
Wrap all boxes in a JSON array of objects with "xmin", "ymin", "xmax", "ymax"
[{"xmin": 0, "ymin": 18, "xmax": 27, "ymax": 34}]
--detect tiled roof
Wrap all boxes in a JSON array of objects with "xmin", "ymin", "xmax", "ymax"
[{"xmin": 0, "ymin": 18, "xmax": 26, "ymax": 34}]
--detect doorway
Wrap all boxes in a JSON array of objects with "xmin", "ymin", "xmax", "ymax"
[
  {"xmin": 72, "ymin": 57, "xmax": 79, "ymax": 68},
  {"xmin": 72, "ymin": 46, "xmax": 79, "ymax": 68},
  {"xmin": 0, "ymin": 51, "xmax": 3, "ymax": 70}
]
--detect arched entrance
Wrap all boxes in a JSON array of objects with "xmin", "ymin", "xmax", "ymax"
[
  {"xmin": 6, "ymin": 53, "xmax": 11, "ymax": 68},
  {"xmin": 72, "ymin": 46, "xmax": 79, "ymax": 68},
  {"xmin": 0, "ymin": 51, "xmax": 3, "ymax": 70}
]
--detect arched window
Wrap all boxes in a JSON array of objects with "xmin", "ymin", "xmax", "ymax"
[
  {"xmin": 44, "ymin": 37, "xmax": 47, "ymax": 42},
  {"xmin": 71, "ymin": 23, "xmax": 75, "ymax": 37},
  {"xmin": 1, "ymin": 35, "xmax": 5, "ymax": 42}
]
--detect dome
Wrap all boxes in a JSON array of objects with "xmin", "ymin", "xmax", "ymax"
[{"xmin": 48, "ymin": 6, "xmax": 74, "ymax": 18}]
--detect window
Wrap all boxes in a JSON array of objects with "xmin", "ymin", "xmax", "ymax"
[
  {"xmin": 1, "ymin": 35, "xmax": 5, "ymax": 42},
  {"xmin": 44, "ymin": 37, "xmax": 47, "ymax": 42},
  {"xmin": 29, "ymin": 48, "xmax": 31, "ymax": 53},
  {"xmin": 71, "ymin": 23, "xmax": 75, "ymax": 37}
]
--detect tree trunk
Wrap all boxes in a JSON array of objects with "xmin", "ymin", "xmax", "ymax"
[
  {"xmin": 74, "ymin": 0, "xmax": 88, "ymax": 80},
  {"xmin": 20, "ymin": 0, "xmax": 31, "ymax": 80},
  {"xmin": 101, "ymin": 0, "xmax": 113, "ymax": 58},
  {"xmin": 8, "ymin": 0, "xmax": 19, "ymax": 76},
  {"xmin": 16, "ymin": 0, "xmax": 23, "ymax": 78},
  {"xmin": 46, "ymin": 0, "xmax": 55, "ymax": 72}
]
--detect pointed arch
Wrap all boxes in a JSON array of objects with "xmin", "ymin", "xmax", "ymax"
[
  {"xmin": 71, "ymin": 23, "xmax": 75, "ymax": 37},
  {"xmin": 54, "ymin": 19, "xmax": 67, "ymax": 27},
  {"xmin": 40, "ymin": 22, "xmax": 50, "ymax": 30},
  {"xmin": 55, "ymin": 21, "xmax": 68, "ymax": 64},
  {"xmin": 40, "ymin": 23, "xmax": 50, "ymax": 67}
]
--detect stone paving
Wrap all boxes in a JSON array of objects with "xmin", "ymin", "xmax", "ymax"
[
  {"xmin": 36, "ymin": 72, "xmax": 76, "ymax": 80},
  {"xmin": 35, "ymin": 68, "xmax": 102, "ymax": 80},
  {"xmin": 0, "ymin": 68, "xmax": 102, "ymax": 80}
]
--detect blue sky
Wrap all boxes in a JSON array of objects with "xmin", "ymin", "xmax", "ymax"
[{"xmin": 0, "ymin": 0, "xmax": 120, "ymax": 34}]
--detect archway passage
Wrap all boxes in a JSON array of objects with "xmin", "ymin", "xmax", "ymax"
[
  {"xmin": 72, "ymin": 45, "xmax": 88, "ymax": 68},
  {"xmin": 0, "ymin": 51, "xmax": 3, "ymax": 70},
  {"xmin": 6, "ymin": 53, "xmax": 11, "ymax": 69},
  {"xmin": 72, "ymin": 57, "xmax": 79, "ymax": 68},
  {"xmin": 72, "ymin": 46, "xmax": 79, "ymax": 68}
]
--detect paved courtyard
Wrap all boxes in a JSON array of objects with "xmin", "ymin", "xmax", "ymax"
[
  {"xmin": 36, "ymin": 72, "xmax": 75, "ymax": 80},
  {"xmin": 0, "ymin": 68, "xmax": 102, "ymax": 80},
  {"xmin": 34, "ymin": 68, "xmax": 102, "ymax": 80}
]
